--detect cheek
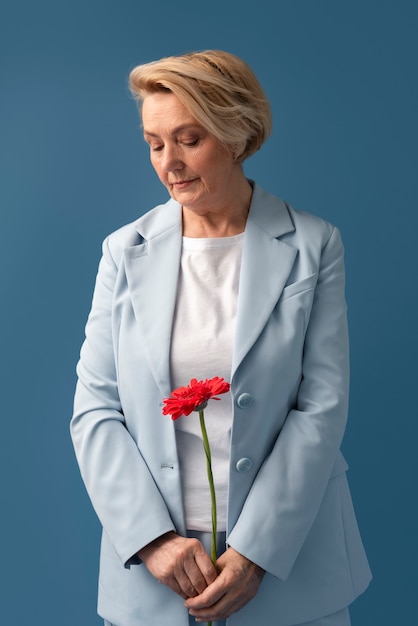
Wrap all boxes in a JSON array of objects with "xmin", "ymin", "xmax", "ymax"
[{"xmin": 197, "ymin": 156, "xmax": 221, "ymax": 180}]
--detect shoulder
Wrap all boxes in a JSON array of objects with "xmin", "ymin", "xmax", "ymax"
[
  {"xmin": 251, "ymin": 182, "xmax": 338, "ymax": 249},
  {"xmin": 285, "ymin": 203, "xmax": 337, "ymax": 249}
]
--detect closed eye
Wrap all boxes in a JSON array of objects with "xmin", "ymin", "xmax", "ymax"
[
  {"xmin": 182, "ymin": 138, "xmax": 199, "ymax": 147},
  {"xmin": 149, "ymin": 144, "xmax": 164, "ymax": 152}
]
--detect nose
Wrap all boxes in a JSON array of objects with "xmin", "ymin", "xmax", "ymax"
[{"xmin": 160, "ymin": 144, "xmax": 183, "ymax": 172}]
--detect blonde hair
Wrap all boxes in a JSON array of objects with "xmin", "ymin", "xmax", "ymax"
[{"xmin": 129, "ymin": 50, "xmax": 272, "ymax": 162}]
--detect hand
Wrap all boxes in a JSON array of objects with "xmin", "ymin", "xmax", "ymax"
[
  {"xmin": 137, "ymin": 532, "xmax": 217, "ymax": 599},
  {"xmin": 184, "ymin": 547, "xmax": 265, "ymax": 622}
]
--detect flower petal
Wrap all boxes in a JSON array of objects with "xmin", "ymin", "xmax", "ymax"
[{"xmin": 162, "ymin": 376, "xmax": 230, "ymax": 419}]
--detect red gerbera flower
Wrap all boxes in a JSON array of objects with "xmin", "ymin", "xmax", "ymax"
[{"xmin": 162, "ymin": 376, "xmax": 230, "ymax": 420}]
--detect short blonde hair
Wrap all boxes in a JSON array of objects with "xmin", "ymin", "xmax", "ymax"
[{"xmin": 129, "ymin": 50, "xmax": 272, "ymax": 162}]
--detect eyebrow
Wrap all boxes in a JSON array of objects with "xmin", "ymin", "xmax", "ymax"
[{"xmin": 143, "ymin": 124, "xmax": 202, "ymax": 139}]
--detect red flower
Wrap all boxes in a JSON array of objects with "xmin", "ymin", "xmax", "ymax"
[{"xmin": 162, "ymin": 376, "xmax": 231, "ymax": 420}]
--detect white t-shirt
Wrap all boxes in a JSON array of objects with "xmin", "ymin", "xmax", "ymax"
[{"xmin": 170, "ymin": 233, "xmax": 244, "ymax": 531}]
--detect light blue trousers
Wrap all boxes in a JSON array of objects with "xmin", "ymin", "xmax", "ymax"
[
  {"xmin": 105, "ymin": 607, "xmax": 350, "ymax": 626},
  {"xmin": 186, "ymin": 607, "xmax": 351, "ymax": 625}
]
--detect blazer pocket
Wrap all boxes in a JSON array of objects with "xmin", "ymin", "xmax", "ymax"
[{"xmin": 281, "ymin": 273, "xmax": 317, "ymax": 301}]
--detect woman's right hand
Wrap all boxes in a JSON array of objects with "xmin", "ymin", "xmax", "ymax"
[{"xmin": 137, "ymin": 531, "xmax": 218, "ymax": 599}]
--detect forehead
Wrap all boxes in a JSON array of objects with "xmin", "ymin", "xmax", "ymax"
[{"xmin": 142, "ymin": 92, "xmax": 199, "ymax": 135}]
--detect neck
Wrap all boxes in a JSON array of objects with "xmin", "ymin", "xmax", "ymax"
[{"xmin": 182, "ymin": 177, "xmax": 253, "ymax": 238}]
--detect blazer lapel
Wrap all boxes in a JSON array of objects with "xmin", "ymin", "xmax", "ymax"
[
  {"xmin": 124, "ymin": 199, "xmax": 183, "ymax": 398},
  {"xmin": 232, "ymin": 185, "xmax": 297, "ymax": 377}
]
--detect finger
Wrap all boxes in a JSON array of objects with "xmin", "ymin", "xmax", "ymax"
[
  {"xmin": 189, "ymin": 591, "xmax": 246, "ymax": 623},
  {"xmin": 173, "ymin": 556, "xmax": 211, "ymax": 598},
  {"xmin": 177, "ymin": 541, "xmax": 217, "ymax": 596},
  {"xmin": 193, "ymin": 548, "xmax": 218, "ymax": 588},
  {"xmin": 156, "ymin": 570, "xmax": 189, "ymax": 600},
  {"xmin": 173, "ymin": 566, "xmax": 200, "ymax": 598},
  {"xmin": 185, "ymin": 575, "xmax": 225, "ymax": 609}
]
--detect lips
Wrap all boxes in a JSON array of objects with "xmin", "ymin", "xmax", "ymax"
[{"xmin": 170, "ymin": 178, "xmax": 197, "ymax": 188}]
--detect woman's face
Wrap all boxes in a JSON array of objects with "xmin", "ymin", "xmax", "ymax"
[{"xmin": 142, "ymin": 92, "xmax": 242, "ymax": 216}]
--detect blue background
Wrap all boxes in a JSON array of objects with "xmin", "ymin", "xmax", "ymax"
[{"xmin": 1, "ymin": 1, "xmax": 417, "ymax": 623}]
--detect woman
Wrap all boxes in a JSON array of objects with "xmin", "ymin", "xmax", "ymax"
[{"xmin": 71, "ymin": 50, "xmax": 371, "ymax": 626}]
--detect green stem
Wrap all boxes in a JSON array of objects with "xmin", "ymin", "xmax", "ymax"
[
  {"xmin": 199, "ymin": 409, "xmax": 217, "ymax": 566},
  {"xmin": 199, "ymin": 409, "xmax": 216, "ymax": 626}
]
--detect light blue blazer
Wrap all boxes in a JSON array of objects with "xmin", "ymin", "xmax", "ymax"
[{"xmin": 71, "ymin": 183, "xmax": 371, "ymax": 626}]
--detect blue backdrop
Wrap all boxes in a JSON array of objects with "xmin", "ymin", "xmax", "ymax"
[{"xmin": 1, "ymin": 1, "xmax": 417, "ymax": 623}]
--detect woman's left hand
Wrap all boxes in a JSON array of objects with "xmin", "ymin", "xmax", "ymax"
[{"xmin": 184, "ymin": 547, "xmax": 265, "ymax": 622}]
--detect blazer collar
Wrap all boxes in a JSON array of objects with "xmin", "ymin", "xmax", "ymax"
[
  {"xmin": 246, "ymin": 182, "xmax": 295, "ymax": 238},
  {"xmin": 133, "ymin": 197, "xmax": 183, "ymax": 241},
  {"xmin": 123, "ymin": 183, "xmax": 297, "ymax": 394},
  {"xmin": 231, "ymin": 183, "xmax": 296, "ymax": 376}
]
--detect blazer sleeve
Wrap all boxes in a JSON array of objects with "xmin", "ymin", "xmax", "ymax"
[
  {"xmin": 70, "ymin": 236, "xmax": 175, "ymax": 567},
  {"xmin": 227, "ymin": 226, "xmax": 350, "ymax": 580}
]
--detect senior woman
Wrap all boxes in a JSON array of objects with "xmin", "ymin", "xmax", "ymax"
[{"xmin": 71, "ymin": 50, "xmax": 371, "ymax": 626}]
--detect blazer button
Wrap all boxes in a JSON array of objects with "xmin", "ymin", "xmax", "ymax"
[
  {"xmin": 236, "ymin": 393, "xmax": 254, "ymax": 409},
  {"xmin": 235, "ymin": 457, "xmax": 253, "ymax": 472}
]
